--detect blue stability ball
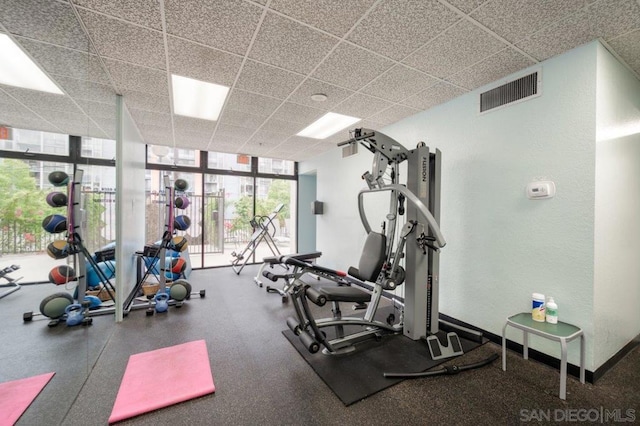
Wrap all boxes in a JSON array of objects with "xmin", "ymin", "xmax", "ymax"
[
  {"xmin": 86, "ymin": 260, "xmax": 116, "ymax": 288},
  {"xmin": 42, "ymin": 214, "xmax": 67, "ymax": 234}
]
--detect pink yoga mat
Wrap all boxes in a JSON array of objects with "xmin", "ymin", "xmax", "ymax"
[
  {"xmin": 109, "ymin": 340, "xmax": 215, "ymax": 424},
  {"xmin": 0, "ymin": 372, "xmax": 55, "ymax": 426}
]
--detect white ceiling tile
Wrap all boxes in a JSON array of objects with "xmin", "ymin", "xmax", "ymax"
[
  {"xmin": 215, "ymin": 123, "xmax": 256, "ymax": 140},
  {"xmin": 271, "ymin": 102, "xmax": 324, "ymax": 124},
  {"xmin": 1, "ymin": 86, "xmax": 81, "ymax": 112},
  {"xmin": 401, "ymin": 82, "xmax": 467, "ymax": 110},
  {"xmin": 16, "ymin": 37, "xmax": 110, "ymax": 84},
  {"xmin": 269, "ymin": 0, "xmax": 376, "ymax": 37},
  {"xmin": 138, "ymin": 126, "xmax": 174, "ymax": 145},
  {"xmin": 288, "ymin": 78, "xmax": 354, "ymax": 109},
  {"xmin": 260, "ymin": 118, "xmax": 305, "ymax": 134},
  {"xmin": 178, "ymin": 135, "xmax": 211, "ymax": 150},
  {"xmin": 55, "ymin": 76, "xmax": 117, "ymax": 104},
  {"xmin": 361, "ymin": 65, "xmax": 438, "ymax": 102},
  {"xmin": 129, "ymin": 109, "xmax": 172, "ymax": 127},
  {"xmin": 31, "ymin": 107, "xmax": 88, "ymax": 123},
  {"xmin": 0, "ymin": 0, "xmax": 89, "ymax": 50},
  {"xmin": 122, "ymin": 90, "xmax": 170, "ymax": 114},
  {"xmin": 402, "ymin": 20, "xmax": 507, "ymax": 79},
  {"xmin": 470, "ymin": 0, "xmax": 588, "ymax": 44},
  {"xmin": 608, "ymin": 29, "xmax": 640, "ymax": 75},
  {"xmin": 78, "ymin": 10, "xmax": 165, "ymax": 70},
  {"xmin": 91, "ymin": 117, "xmax": 117, "ymax": 139},
  {"xmin": 247, "ymin": 129, "xmax": 289, "ymax": 145},
  {"xmin": 347, "ymin": 0, "xmax": 460, "ymax": 61},
  {"xmin": 173, "ymin": 115, "xmax": 217, "ymax": 134},
  {"xmin": 445, "ymin": 0, "xmax": 490, "ymax": 14},
  {"xmin": 311, "ymin": 43, "xmax": 394, "ymax": 91},
  {"xmin": 235, "ymin": 60, "xmax": 304, "ymax": 99},
  {"xmin": 164, "ymin": 0, "xmax": 263, "ymax": 55},
  {"xmin": 332, "ymin": 93, "xmax": 394, "ymax": 119},
  {"xmin": 249, "ymin": 12, "xmax": 338, "ymax": 74},
  {"xmin": 167, "ymin": 37, "xmax": 243, "ymax": 86},
  {"xmin": 224, "ymin": 89, "xmax": 283, "ymax": 117},
  {"xmin": 104, "ymin": 59, "xmax": 168, "ymax": 94},
  {"xmin": 445, "ymin": 48, "xmax": 535, "ymax": 90},
  {"xmin": 366, "ymin": 104, "xmax": 420, "ymax": 126},
  {"xmin": 79, "ymin": 100, "xmax": 117, "ymax": 120},
  {"xmin": 588, "ymin": 0, "xmax": 640, "ymax": 41},
  {"xmin": 73, "ymin": 0, "xmax": 162, "ymax": 30},
  {"xmin": 219, "ymin": 109, "xmax": 266, "ymax": 129},
  {"xmin": 514, "ymin": 9, "xmax": 594, "ymax": 62}
]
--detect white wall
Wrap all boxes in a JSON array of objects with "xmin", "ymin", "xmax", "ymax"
[
  {"xmin": 301, "ymin": 41, "xmax": 601, "ymax": 369},
  {"xmin": 115, "ymin": 97, "xmax": 147, "ymax": 321},
  {"xmin": 593, "ymin": 44, "xmax": 640, "ymax": 367}
]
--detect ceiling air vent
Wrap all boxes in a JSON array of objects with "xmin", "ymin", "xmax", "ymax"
[{"xmin": 480, "ymin": 71, "xmax": 540, "ymax": 113}]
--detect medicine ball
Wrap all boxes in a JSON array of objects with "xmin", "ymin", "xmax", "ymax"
[
  {"xmin": 171, "ymin": 257, "xmax": 187, "ymax": 274},
  {"xmin": 48, "ymin": 265, "xmax": 76, "ymax": 285},
  {"xmin": 47, "ymin": 240, "xmax": 70, "ymax": 259},
  {"xmin": 46, "ymin": 191, "xmax": 68, "ymax": 208},
  {"xmin": 42, "ymin": 214, "xmax": 67, "ymax": 234},
  {"xmin": 48, "ymin": 171, "xmax": 69, "ymax": 187},
  {"xmin": 169, "ymin": 279, "xmax": 192, "ymax": 302},
  {"xmin": 174, "ymin": 178, "xmax": 188, "ymax": 191},
  {"xmin": 174, "ymin": 195, "xmax": 190, "ymax": 209},
  {"xmin": 39, "ymin": 292, "xmax": 73, "ymax": 318},
  {"xmin": 171, "ymin": 236, "xmax": 188, "ymax": 252},
  {"xmin": 173, "ymin": 215, "xmax": 191, "ymax": 231}
]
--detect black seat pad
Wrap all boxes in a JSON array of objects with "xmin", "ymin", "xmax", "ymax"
[{"xmin": 319, "ymin": 286, "xmax": 371, "ymax": 303}]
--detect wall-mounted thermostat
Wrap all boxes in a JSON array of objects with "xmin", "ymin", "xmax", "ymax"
[{"xmin": 526, "ymin": 180, "xmax": 555, "ymax": 199}]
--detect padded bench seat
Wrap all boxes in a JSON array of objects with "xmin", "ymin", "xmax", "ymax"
[{"xmin": 319, "ymin": 286, "xmax": 371, "ymax": 303}]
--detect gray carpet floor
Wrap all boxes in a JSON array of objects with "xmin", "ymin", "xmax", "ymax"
[{"xmin": 1, "ymin": 265, "xmax": 638, "ymax": 425}]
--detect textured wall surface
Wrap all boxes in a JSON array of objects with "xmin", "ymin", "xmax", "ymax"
[{"xmin": 593, "ymin": 43, "xmax": 640, "ymax": 368}]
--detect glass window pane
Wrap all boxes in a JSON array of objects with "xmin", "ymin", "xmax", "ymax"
[
  {"xmin": 0, "ymin": 128, "xmax": 69, "ymax": 156},
  {"xmin": 78, "ymin": 165, "xmax": 116, "ymax": 253},
  {"xmin": 207, "ymin": 152, "xmax": 251, "ymax": 172},
  {"xmin": 258, "ymin": 157, "xmax": 294, "ymax": 175},
  {"xmin": 81, "ymin": 137, "xmax": 116, "ymax": 160},
  {"xmin": 147, "ymin": 144, "xmax": 199, "ymax": 167}
]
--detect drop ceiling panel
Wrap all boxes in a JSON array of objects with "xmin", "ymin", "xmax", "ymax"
[
  {"xmin": 246, "ymin": 129, "xmax": 288, "ymax": 145},
  {"xmin": 173, "ymin": 115, "xmax": 217, "ymax": 134},
  {"xmin": 50, "ymin": 79, "xmax": 114, "ymax": 110},
  {"xmin": 224, "ymin": 89, "xmax": 283, "ymax": 117},
  {"xmin": 138, "ymin": 126, "xmax": 173, "ymax": 145},
  {"xmin": 608, "ymin": 29, "xmax": 640, "ymax": 73},
  {"xmin": 249, "ymin": 12, "xmax": 338, "ymax": 74},
  {"xmin": 311, "ymin": 43, "xmax": 395, "ymax": 91},
  {"xmin": 129, "ymin": 109, "xmax": 172, "ymax": 127},
  {"xmin": 1, "ymin": 86, "xmax": 82, "ymax": 112},
  {"xmin": 0, "ymin": 0, "xmax": 89, "ymax": 50},
  {"xmin": 121, "ymin": 90, "xmax": 170, "ymax": 114},
  {"xmin": 402, "ymin": 20, "xmax": 507, "ymax": 79},
  {"xmin": 31, "ymin": 107, "xmax": 88, "ymax": 123},
  {"xmin": 288, "ymin": 78, "xmax": 354, "ymax": 109},
  {"xmin": 361, "ymin": 64, "xmax": 439, "ymax": 102},
  {"xmin": 444, "ymin": 0, "xmax": 490, "ymax": 14},
  {"xmin": 104, "ymin": 59, "xmax": 168, "ymax": 94},
  {"xmin": 78, "ymin": 9, "xmax": 166, "ymax": 70},
  {"xmin": 73, "ymin": 0, "xmax": 162, "ymax": 30},
  {"xmin": 163, "ymin": 0, "xmax": 263, "ymax": 55},
  {"xmin": 215, "ymin": 123, "xmax": 256, "ymax": 141},
  {"xmin": 401, "ymin": 82, "xmax": 467, "ymax": 110},
  {"xmin": 347, "ymin": 0, "xmax": 460, "ymax": 61},
  {"xmin": 271, "ymin": 102, "xmax": 325, "ymax": 124},
  {"xmin": 587, "ymin": 0, "xmax": 640, "ymax": 41},
  {"xmin": 470, "ymin": 0, "xmax": 587, "ymax": 44},
  {"xmin": 269, "ymin": 0, "xmax": 376, "ymax": 37},
  {"xmin": 367, "ymin": 105, "xmax": 420, "ymax": 126},
  {"xmin": 515, "ymin": 9, "xmax": 594, "ymax": 61},
  {"xmin": 79, "ymin": 100, "xmax": 116, "ymax": 120},
  {"xmin": 218, "ymin": 109, "xmax": 266, "ymax": 130},
  {"xmin": 445, "ymin": 48, "xmax": 535, "ymax": 90},
  {"xmin": 332, "ymin": 93, "xmax": 394, "ymax": 120},
  {"xmin": 167, "ymin": 37, "xmax": 243, "ymax": 86},
  {"xmin": 15, "ymin": 37, "xmax": 110, "ymax": 84},
  {"xmin": 260, "ymin": 118, "xmax": 305, "ymax": 135},
  {"xmin": 235, "ymin": 60, "xmax": 304, "ymax": 99}
]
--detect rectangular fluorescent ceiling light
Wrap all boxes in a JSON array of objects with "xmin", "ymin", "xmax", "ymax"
[
  {"xmin": 0, "ymin": 34, "xmax": 63, "ymax": 94},
  {"xmin": 171, "ymin": 74, "xmax": 229, "ymax": 121},
  {"xmin": 297, "ymin": 112, "xmax": 361, "ymax": 139}
]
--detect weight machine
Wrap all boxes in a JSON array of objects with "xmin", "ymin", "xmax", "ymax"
[
  {"xmin": 284, "ymin": 128, "xmax": 481, "ymax": 362},
  {"xmin": 231, "ymin": 203, "xmax": 285, "ymax": 274},
  {"xmin": 0, "ymin": 264, "xmax": 21, "ymax": 299}
]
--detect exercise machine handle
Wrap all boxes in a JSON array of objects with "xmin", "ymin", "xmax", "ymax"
[{"xmin": 282, "ymin": 256, "xmax": 347, "ymax": 278}]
